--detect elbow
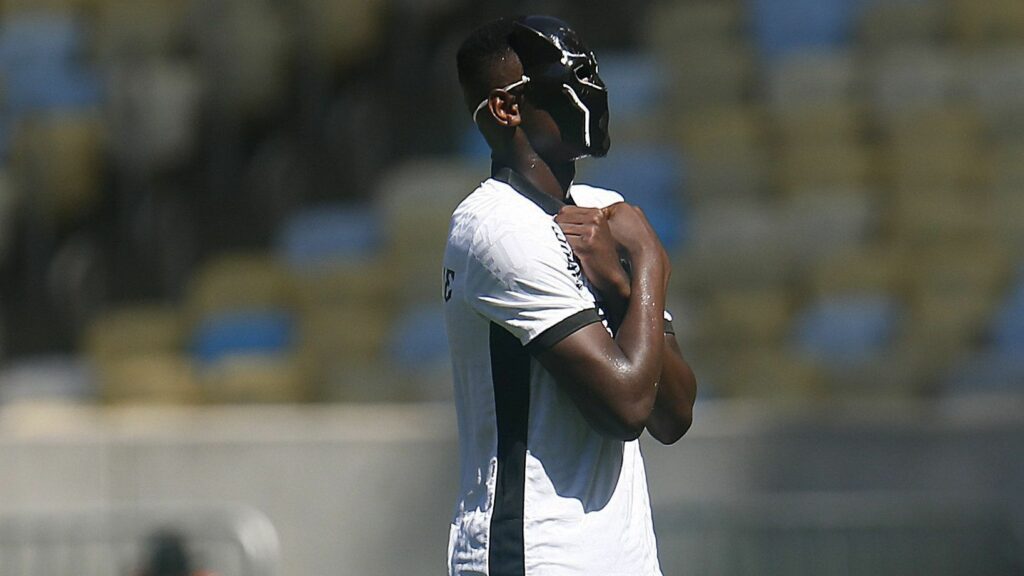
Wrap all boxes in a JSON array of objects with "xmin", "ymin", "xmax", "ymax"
[
  {"xmin": 605, "ymin": 393, "xmax": 658, "ymax": 442},
  {"xmin": 654, "ymin": 411, "xmax": 692, "ymax": 445}
]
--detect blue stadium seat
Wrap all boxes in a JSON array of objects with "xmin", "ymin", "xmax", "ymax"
[
  {"xmin": 191, "ymin": 310, "xmax": 295, "ymax": 365},
  {"xmin": 793, "ymin": 294, "xmax": 902, "ymax": 365},
  {"xmin": 990, "ymin": 266, "xmax": 1024, "ymax": 355},
  {"xmin": 942, "ymin": 351, "xmax": 1024, "ymax": 396},
  {"xmin": 0, "ymin": 15, "xmax": 101, "ymax": 113},
  {"xmin": 389, "ymin": 305, "xmax": 449, "ymax": 369},
  {"xmin": 276, "ymin": 204, "xmax": 380, "ymax": 267},
  {"xmin": 0, "ymin": 15, "xmax": 83, "ymax": 65},
  {"xmin": 577, "ymin": 145, "xmax": 687, "ymax": 251},
  {"xmin": 747, "ymin": 0, "xmax": 861, "ymax": 61},
  {"xmin": 595, "ymin": 52, "xmax": 665, "ymax": 120}
]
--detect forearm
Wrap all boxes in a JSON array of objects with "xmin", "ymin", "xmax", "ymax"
[
  {"xmin": 610, "ymin": 252, "xmax": 666, "ymax": 405},
  {"xmin": 646, "ymin": 335, "xmax": 696, "ymax": 444}
]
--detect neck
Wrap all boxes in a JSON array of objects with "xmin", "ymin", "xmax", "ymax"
[
  {"xmin": 492, "ymin": 146, "xmax": 574, "ymax": 202},
  {"xmin": 489, "ymin": 126, "xmax": 577, "ymax": 200}
]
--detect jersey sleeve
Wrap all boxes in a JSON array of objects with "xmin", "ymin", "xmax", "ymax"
[{"xmin": 466, "ymin": 219, "xmax": 600, "ymax": 350}]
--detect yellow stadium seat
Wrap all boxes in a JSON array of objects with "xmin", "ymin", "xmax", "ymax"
[
  {"xmin": 97, "ymin": 352, "xmax": 201, "ymax": 405},
  {"xmin": 675, "ymin": 107, "xmax": 769, "ymax": 200},
  {"xmin": 764, "ymin": 50, "xmax": 858, "ymax": 111},
  {"xmin": 301, "ymin": 0, "xmax": 386, "ymax": 70},
  {"xmin": 665, "ymin": 40, "xmax": 754, "ymax": 110},
  {"xmin": 376, "ymin": 158, "xmax": 487, "ymax": 306},
  {"xmin": 92, "ymin": 0, "xmax": 188, "ymax": 58},
  {"xmin": 950, "ymin": 0, "xmax": 1024, "ymax": 45},
  {"xmin": 775, "ymin": 142, "xmax": 874, "ymax": 192},
  {"xmin": 199, "ymin": 354, "xmax": 308, "ymax": 404},
  {"xmin": 714, "ymin": 347, "xmax": 826, "ymax": 400},
  {"xmin": 807, "ymin": 246, "xmax": 905, "ymax": 298},
  {"xmin": 10, "ymin": 113, "xmax": 104, "ymax": 224},
  {"xmin": 907, "ymin": 240, "xmax": 1011, "ymax": 298},
  {"xmin": 83, "ymin": 303, "xmax": 183, "ymax": 362},
  {"xmin": 887, "ymin": 189, "xmax": 993, "ymax": 246},
  {"xmin": 772, "ymin": 102, "xmax": 866, "ymax": 147},
  {"xmin": 867, "ymin": 48, "xmax": 958, "ymax": 121},
  {"xmin": 695, "ymin": 289, "xmax": 792, "ymax": 347},
  {"xmin": 645, "ymin": 0, "xmax": 743, "ymax": 48},
  {"xmin": 186, "ymin": 253, "xmax": 293, "ymax": 318},
  {"xmin": 858, "ymin": 0, "xmax": 945, "ymax": 50}
]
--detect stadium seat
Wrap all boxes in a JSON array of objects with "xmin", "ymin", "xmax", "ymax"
[
  {"xmin": 276, "ymin": 204, "xmax": 380, "ymax": 268},
  {"xmin": 775, "ymin": 141, "xmax": 873, "ymax": 192},
  {"xmin": 186, "ymin": 253, "xmax": 293, "ymax": 318},
  {"xmin": 0, "ymin": 14, "xmax": 101, "ymax": 113},
  {"xmin": 82, "ymin": 303, "xmax": 183, "ymax": 362},
  {"xmin": 747, "ymin": 0, "xmax": 858, "ymax": 61},
  {"xmin": 942, "ymin": 350, "xmax": 1024, "ymax": 397},
  {"xmin": 97, "ymin": 352, "xmax": 201, "ymax": 405},
  {"xmin": 190, "ymin": 309, "xmax": 295, "ymax": 365},
  {"xmin": 808, "ymin": 246, "xmax": 905, "ymax": 297},
  {"xmin": 575, "ymin": 144, "xmax": 686, "ymax": 251},
  {"xmin": 712, "ymin": 346, "xmax": 825, "ymax": 399},
  {"xmin": 696, "ymin": 288, "xmax": 792, "ymax": 347},
  {"xmin": 198, "ymin": 0, "xmax": 290, "ymax": 119},
  {"xmin": 199, "ymin": 354, "xmax": 307, "ymax": 403},
  {"xmin": 665, "ymin": 40, "xmax": 754, "ymax": 110},
  {"xmin": 989, "ymin": 266, "xmax": 1024, "ymax": 355},
  {"xmin": 867, "ymin": 47, "xmax": 958, "ymax": 121},
  {"xmin": 888, "ymin": 189, "xmax": 993, "ymax": 247},
  {"xmin": 375, "ymin": 158, "xmax": 487, "ymax": 306},
  {"xmin": 0, "ymin": 355, "xmax": 95, "ymax": 405},
  {"xmin": 961, "ymin": 48, "xmax": 1024, "ymax": 143},
  {"xmin": 301, "ymin": 0, "xmax": 386, "ymax": 70},
  {"xmin": 645, "ymin": 0, "xmax": 743, "ymax": 49},
  {"xmin": 908, "ymin": 240, "xmax": 1010, "ymax": 299},
  {"xmin": 882, "ymin": 140, "xmax": 984, "ymax": 193},
  {"xmin": 596, "ymin": 53, "xmax": 667, "ymax": 121},
  {"xmin": 675, "ymin": 106, "xmax": 768, "ymax": 201},
  {"xmin": 772, "ymin": 102, "xmax": 866, "ymax": 147},
  {"xmin": 92, "ymin": 0, "xmax": 186, "ymax": 59},
  {"xmin": 858, "ymin": 0, "xmax": 945, "ymax": 50},
  {"xmin": 793, "ymin": 293, "xmax": 903, "ymax": 366},
  {"xmin": 388, "ymin": 305, "xmax": 448, "ymax": 369},
  {"xmin": 949, "ymin": 0, "xmax": 1024, "ymax": 46},
  {"xmin": 678, "ymin": 200, "xmax": 796, "ymax": 293},
  {"xmin": 779, "ymin": 189, "xmax": 876, "ymax": 266},
  {"xmin": 764, "ymin": 49, "xmax": 857, "ymax": 110},
  {"xmin": 9, "ymin": 114, "xmax": 105, "ymax": 223},
  {"xmin": 386, "ymin": 304, "xmax": 453, "ymax": 401}
]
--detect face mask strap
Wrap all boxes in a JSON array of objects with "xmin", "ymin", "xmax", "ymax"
[{"xmin": 472, "ymin": 75, "xmax": 531, "ymax": 124}]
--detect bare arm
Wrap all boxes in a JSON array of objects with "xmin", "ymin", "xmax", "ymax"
[
  {"xmin": 537, "ymin": 205, "xmax": 667, "ymax": 440},
  {"xmin": 646, "ymin": 334, "xmax": 696, "ymax": 443},
  {"xmin": 556, "ymin": 203, "xmax": 697, "ymax": 444}
]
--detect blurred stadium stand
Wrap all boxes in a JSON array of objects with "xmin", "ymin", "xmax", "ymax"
[{"xmin": 0, "ymin": 0, "xmax": 1022, "ymax": 572}]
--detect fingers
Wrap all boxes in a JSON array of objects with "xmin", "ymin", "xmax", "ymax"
[{"xmin": 555, "ymin": 206, "xmax": 605, "ymax": 226}]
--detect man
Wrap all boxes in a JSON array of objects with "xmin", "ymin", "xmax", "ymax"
[{"xmin": 444, "ymin": 15, "xmax": 697, "ymax": 576}]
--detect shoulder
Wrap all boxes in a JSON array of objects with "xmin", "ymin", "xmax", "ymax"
[
  {"xmin": 452, "ymin": 178, "xmax": 560, "ymax": 257},
  {"xmin": 567, "ymin": 183, "xmax": 624, "ymax": 209}
]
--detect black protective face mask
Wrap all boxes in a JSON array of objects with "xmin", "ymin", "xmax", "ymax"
[{"xmin": 510, "ymin": 15, "xmax": 611, "ymax": 159}]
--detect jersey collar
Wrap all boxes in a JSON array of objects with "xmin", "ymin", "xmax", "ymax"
[{"xmin": 491, "ymin": 166, "xmax": 571, "ymax": 216}]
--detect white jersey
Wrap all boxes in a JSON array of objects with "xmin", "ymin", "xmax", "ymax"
[{"xmin": 443, "ymin": 168, "xmax": 665, "ymax": 576}]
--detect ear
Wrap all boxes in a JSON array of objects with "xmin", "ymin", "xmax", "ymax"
[{"xmin": 487, "ymin": 89, "xmax": 522, "ymax": 128}]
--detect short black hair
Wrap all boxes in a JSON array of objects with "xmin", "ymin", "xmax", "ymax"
[{"xmin": 456, "ymin": 18, "xmax": 518, "ymax": 109}]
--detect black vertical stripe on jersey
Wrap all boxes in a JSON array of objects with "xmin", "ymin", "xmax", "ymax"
[{"xmin": 488, "ymin": 322, "xmax": 530, "ymax": 576}]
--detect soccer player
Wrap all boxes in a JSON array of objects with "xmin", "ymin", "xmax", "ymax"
[{"xmin": 443, "ymin": 15, "xmax": 697, "ymax": 576}]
